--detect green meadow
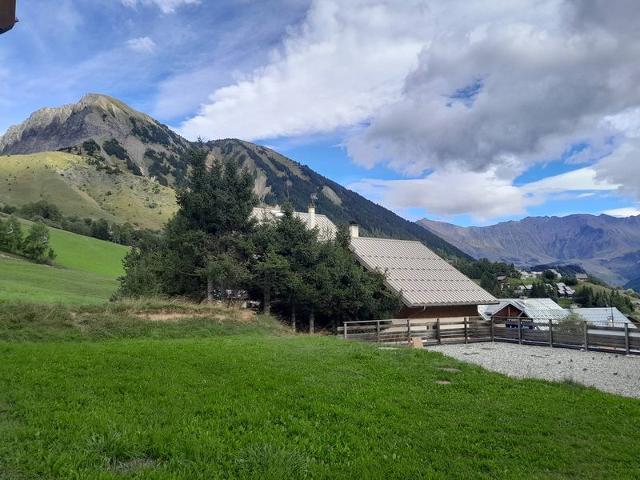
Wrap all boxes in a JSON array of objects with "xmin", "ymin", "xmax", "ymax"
[
  {"xmin": 0, "ymin": 301, "xmax": 639, "ymax": 479},
  {"xmin": 0, "ymin": 221, "xmax": 128, "ymax": 304}
]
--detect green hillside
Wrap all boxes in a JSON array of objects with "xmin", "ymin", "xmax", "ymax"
[
  {"xmin": 0, "ymin": 152, "xmax": 177, "ymax": 229},
  {"xmin": 47, "ymin": 223, "xmax": 128, "ymax": 277},
  {"xmin": 0, "ymin": 221, "xmax": 128, "ymax": 304},
  {"xmin": 0, "ymin": 256, "xmax": 120, "ymax": 305}
]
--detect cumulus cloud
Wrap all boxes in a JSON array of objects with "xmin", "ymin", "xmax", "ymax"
[
  {"xmin": 121, "ymin": 0, "xmax": 199, "ymax": 14},
  {"xmin": 349, "ymin": 168, "xmax": 527, "ymax": 221},
  {"xmin": 179, "ymin": 0, "xmax": 428, "ymax": 140},
  {"xmin": 126, "ymin": 36, "xmax": 157, "ymax": 54},
  {"xmin": 176, "ymin": 0, "xmax": 640, "ymax": 220},
  {"xmin": 349, "ymin": 166, "xmax": 620, "ymax": 221},
  {"xmin": 347, "ymin": 0, "xmax": 640, "ymax": 177}
]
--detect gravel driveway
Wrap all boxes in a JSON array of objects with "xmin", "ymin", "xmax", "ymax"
[{"xmin": 429, "ymin": 343, "xmax": 640, "ymax": 399}]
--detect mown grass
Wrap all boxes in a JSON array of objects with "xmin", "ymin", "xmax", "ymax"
[
  {"xmin": 47, "ymin": 226, "xmax": 128, "ymax": 277},
  {"xmin": 0, "ymin": 301, "xmax": 639, "ymax": 479},
  {"xmin": 0, "ymin": 255, "xmax": 119, "ymax": 305},
  {"xmin": 0, "ymin": 219, "xmax": 128, "ymax": 304}
]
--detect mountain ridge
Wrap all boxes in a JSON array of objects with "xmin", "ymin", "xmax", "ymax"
[
  {"xmin": 418, "ymin": 215, "xmax": 640, "ymax": 286},
  {"xmin": 0, "ymin": 94, "xmax": 468, "ymax": 258}
]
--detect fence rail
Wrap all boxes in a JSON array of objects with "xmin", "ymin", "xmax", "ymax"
[{"xmin": 338, "ymin": 317, "xmax": 640, "ymax": 355}]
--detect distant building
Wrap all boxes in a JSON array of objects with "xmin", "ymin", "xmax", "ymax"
[
  {"xmin": 348, "ymin": 226, "xmax": 497, "ymax": 320},
  {"xmin": 479, "ymin": 298, "xmax": 568, "ymax": 323},
  {"xmin": 549, "ymin": 269, "xmax": 562, "ymax": 279},
  {"xmin": 556, "ymin": 282, "xmax": 575, "ymax": 297},
  {"xmin": 575, "ymin": 273, "xmax": 589, "ymax": 282},
  {"xmin": 570, "ymin": 307, "xmax": 634, "ymax": 328},
  {"xmin": 252, "ymin": 205, "xmax": 337, "ymax": 240},
  {"xmin": 479, "ymin": 299, "xmax": 635, "ymax": 329}
]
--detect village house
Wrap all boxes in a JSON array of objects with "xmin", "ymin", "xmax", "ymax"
[
  {"xmin": 479, "ymin": 298, "xmax": 635, "ymax": 329},
  {"xmin": 347, "ymin": 224, "xmax": 497, "ymax": 320},
  {"xmin": 575, "ymin": 273, "xmax": 589, "ymax": 282}
]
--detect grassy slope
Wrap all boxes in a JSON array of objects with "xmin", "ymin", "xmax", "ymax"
[
  {"xmin": 0, "ymin": 221, "xmax": 128, "ymax": 304},
  {"xmin": 0, "ymin": 303, "xmax": 639, "ymax": 479},
  {"xmin": 0, "ymin": 152, "xmax": 177, "ymax": 229},
  {"xmin": 0, "ymin": 256, "xmax": 119, "ymax": 305},
  {"xmin": 47, "ymin": 224, "xmax": 128, "ymax": 277}
]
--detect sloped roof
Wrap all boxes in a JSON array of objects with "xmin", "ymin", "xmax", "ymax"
[
  {"xmin": 479, "ymin": 298, "xmax": 568, "ymax": 322},
  {"xmin": 349, "ymin": 237, "xmax": 497, "ymax": 307},
  {"xmin": 571, "ymin": 307, "xmax": 634, "ymax": 327},
  {"xmin": 252, "ymin": 206, "xmax": 337, "ymax": 240}
]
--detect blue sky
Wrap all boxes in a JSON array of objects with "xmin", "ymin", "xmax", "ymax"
[{"xmin": 2, "ymin": 0, "xmax": 640, "ymax": 227}]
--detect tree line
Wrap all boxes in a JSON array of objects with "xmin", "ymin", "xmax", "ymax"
[
  {"xmin": 0, "ymin": 216, "xmax": 56, "ymax": 263},
  {"xmin": 1, "ymin": 201, "xmax": 159, "ymax": 247},
  {"xmin": 117, "ymin": 148, "xmax": 400, "ymax": 331}
]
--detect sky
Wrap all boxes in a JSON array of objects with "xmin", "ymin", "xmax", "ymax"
[{"xmin": 1, "ymin": 0, "xmax": 640, "ymax": 227}]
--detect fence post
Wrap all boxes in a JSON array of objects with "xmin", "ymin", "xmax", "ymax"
[
  {"xmin": 464, "ymin": 317, "xmax": 468, "ymax": 344},
  {"xmin": 343, "ymin": 321, "xmax": 348, "ymax": 340},
  {"xmin": 518, "ymin": 319, "xmax": 522, "ymax": 345},
  {"xmin": 376, "ymin": 320, "xmax": 380, "ymax": 343},
  {"xmin": 407, "ymin": 318, "xmax": 411, "ymax": 344},
  {"xmin": 436, "ymin": 319, "xmax": 441, "ymax": 345},
  {"xmin": 625, "ymin": 323, "xmax": 630, "ymax": 355},
  {"xmin": 583, "ymin": 321, "xmax": 588, "ymax": 351},
  {"xmin": 549, "ymin": 319, "xmax": 553, "ymax": 348},
  {"xmin": 490, "ymin": 318, "xmax": 494, "ymax": 342}
]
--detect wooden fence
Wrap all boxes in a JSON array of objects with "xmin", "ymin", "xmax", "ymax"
[{"xmin": 337, "ymin": 317, "xmax": 640, "ymax": 355}]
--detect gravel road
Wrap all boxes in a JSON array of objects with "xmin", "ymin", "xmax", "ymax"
[{"xmin": 429, "ymin": 343, "xmax": 640, "ymax": 399}]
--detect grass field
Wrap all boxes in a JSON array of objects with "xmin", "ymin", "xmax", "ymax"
[
  {"xmin": 0, "ymin": 301, "xmax": 639, "ymax": 479},
  {"xmin": 0, "ymin": 220, "xmax": 128, "ymax": 304}
]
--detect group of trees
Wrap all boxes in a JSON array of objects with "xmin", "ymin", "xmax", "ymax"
[
  {"xmin": 574, "ymin": 286, "xmax": 634, "ymax": 315},
  {"xmin": 0, "ymin": 216, "xmax": 56, "ymax": 263},
  {"xmin": 1, "ymin": 201, "xmax": 158, "ymax": 247},
  {"xmin": 117, "ymin": 148, "xmax": 400, "ymax": 331}
]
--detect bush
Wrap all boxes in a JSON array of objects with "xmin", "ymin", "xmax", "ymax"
[{"xmin": 19, "ymin": 200, "xmax": 63, "ymax": 223}]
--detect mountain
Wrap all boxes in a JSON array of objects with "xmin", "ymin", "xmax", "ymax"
[
  {"xmin": 418, "ymin": 215, "xmax": 640, "ymax": 286},
  {"xmin": 0, "ymin": 94, "xmax": 467, "ymax": 258}
]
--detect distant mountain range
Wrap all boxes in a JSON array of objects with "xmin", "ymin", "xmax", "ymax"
[
  {"xmin": 0, "ymin": 93, "xmax": 467, "ymax": 258},
  {"xmin": 418, "ymin": 216, "xmax": 640, "ymax": 288}
]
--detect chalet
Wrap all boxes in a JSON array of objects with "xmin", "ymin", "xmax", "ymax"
[
  {"xmin": 479, "ymin": 298, "xmax": 568, "ymax": 323},
  {"xmin": 575, "ymin": 273, "xmax": 589, "ymax": 282},
  {"xmin": 254, "ymin": 207, "xmax": 498, "ymax": 320},
  {"xmin": 347, "ymin": 224, "xmax": 497, "ymax": 320}
]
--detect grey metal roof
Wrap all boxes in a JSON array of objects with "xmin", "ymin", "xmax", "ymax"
[
  {"xmin": 570, "ymin": 307, "xmax": 634, "ymax": 327},
  {"xmin": 349, "ymin": 237, "xmax": 497, "ymax": 307},
  {"xmin": 252, "ymin": 207, "xmax": 337, "ymax": 240},
  {"xmin": 479, "ymin": 298, "xmax": 568, "ymax": 322}
]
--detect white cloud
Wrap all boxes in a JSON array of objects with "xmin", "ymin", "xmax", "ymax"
[
  {"xmin": 594, "ymin": 139, "xmax": 640, "ymax": 198},
  {"xmin": 126, "ymin": 36, "xmax": 157, "ymax": 54},
  {"xmin": 121, "ymin": 0, "xmax": 199, "ymax": 14},
  {"xmin": 347, "ymin": 0, "xmax": 640, "ymax": 177},
  {"xmin": 602, "ymin": 207, "xmax": 640, "ymax": 218},
  {"xmin": 349, "ymin": 168, "xmax": 527, "ymax": 221},
  {"xmin": 171, "ymin": 0, "xmax": 640, "ymax": 219},
  {"xmin": 178, "ymin": 0, "xmax": 428, "ymax": 140},
  {"xmin": 521, "ymin": 168, "xmax": 619, "ymax": 195},
  {"xmin": 349, "ymin": 166, "xmax": 621, "ymax": 221}
]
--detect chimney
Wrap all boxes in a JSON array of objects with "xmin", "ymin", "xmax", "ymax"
[
  {"xmin": 308, "ymin": 204, "xmax": 316, "ymax": 228},
  {"xmin": 349, "ymin": 222, "xmax": 359, "ymax": 238}
]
